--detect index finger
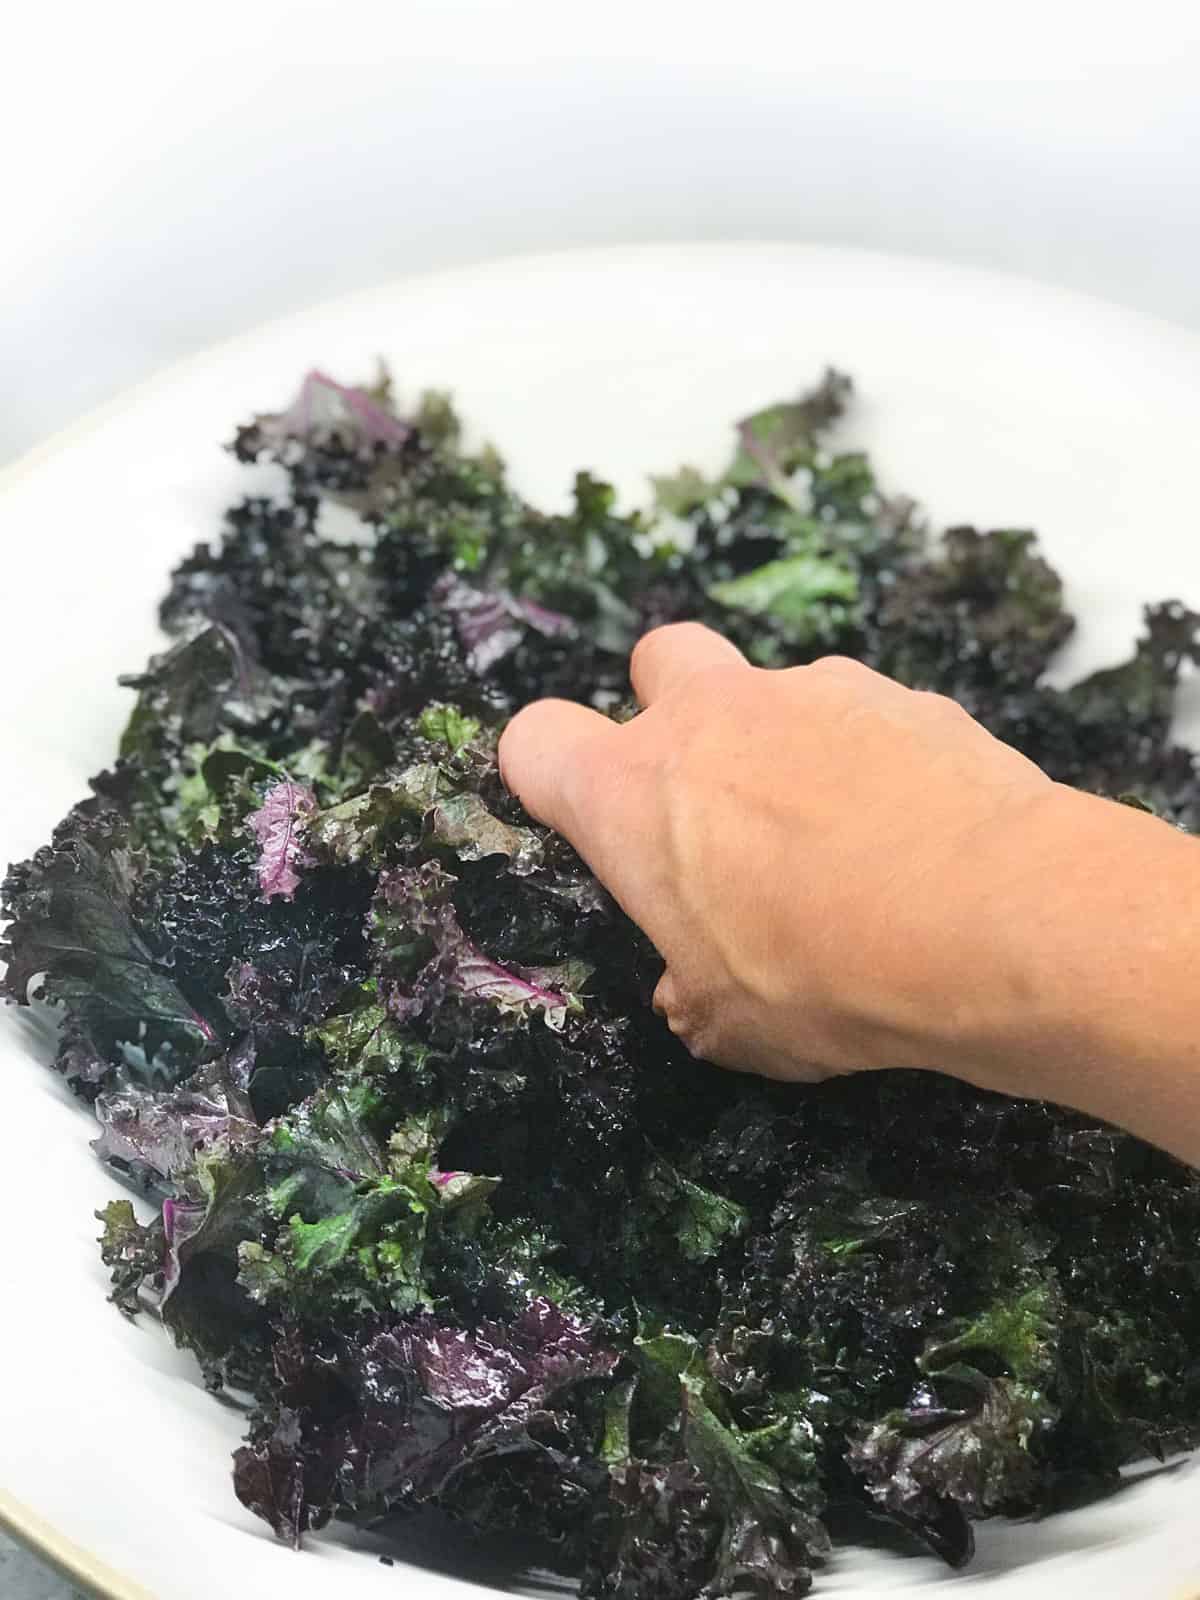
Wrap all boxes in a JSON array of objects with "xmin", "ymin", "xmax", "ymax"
[
  {"xmin": 499, "ymin": 697, "xmax": 659, "ymax": 927},
  {"xmin": 630, "ymin": 621, "xmax": 748, "ymax": 706},
  {"xmin": 498, "ymin": 697, "xmax": 621, "ymax": 838}
]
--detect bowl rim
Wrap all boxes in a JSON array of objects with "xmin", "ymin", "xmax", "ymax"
[{"xmin": 1, "ymin": 1488, "xmax": 150, "ymax": 1600}]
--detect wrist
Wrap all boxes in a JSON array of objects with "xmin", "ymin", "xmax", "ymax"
[
  {"xmin": 833, "ymin": 780, "xmax": 1079, "ymax": 1083},
  {"xmin": 936, "ymin": 784, "xmax": 1200, "ymax": 1160},
  {"xmin": 944, "ymin": 782, "xmax": 1115, "ymax": 1094}
]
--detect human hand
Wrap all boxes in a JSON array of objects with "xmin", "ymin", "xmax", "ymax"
[{"xmin": 499, "ymin": 623, "xmax": 1058, "ymax": 1084}]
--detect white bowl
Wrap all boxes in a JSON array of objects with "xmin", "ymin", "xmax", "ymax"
[{"xmin": 2, "ymin": 243, "xmax": 1199, "ymax": 1600}]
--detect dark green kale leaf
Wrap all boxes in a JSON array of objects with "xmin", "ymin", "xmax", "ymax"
[
  {"xmin": 97, "ymin": 1198, "xmax": 166, "ymax": 1315},
  {"xmin": 159, "ymin": 1140, "xmax": 271, "ymax": 1387},
  {"xmin": 871, "ymin": 526, "xmax": 1074, "ymax": 694},
  {"xmin": 588, "ymin": 1333, "xmax": 826, "ymax": 1600},
  {"xmin": 141, "ymin": 842, "xmax": 373, "ymax": 1050},
  {"xmin": 641, "ymin": 1160, "xmax": 749, "ymax": 1265},
  {"xmin": 119, "ymin": 625, "xmax": 282, "ymax": 765},
  {"xmin": 237, "ymin": 1081, "xmax": 497, "ymax": 1320},
  {"xmin": 1, "ymin": 808, "xmax": 213, "ymax": 1078}
]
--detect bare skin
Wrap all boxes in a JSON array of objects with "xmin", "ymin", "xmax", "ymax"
[{"xmin": 499, "ymin": 621, "xmax": 1200, "ymax": 1167}]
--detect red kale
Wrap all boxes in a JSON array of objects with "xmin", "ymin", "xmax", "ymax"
[{"xmin": 5, "ymin": 367, "xmax": 1200, "ymax": 1596}]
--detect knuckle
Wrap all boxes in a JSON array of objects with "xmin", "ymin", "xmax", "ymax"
[
  {"xmin": 808, "ymin": 654, "xmax": 869, "ymax": 680},
  {"xmin": 658, "ymin": 981, "xmax": 719, "ymax": 1062},
  {"xmin": 651, "ymin": 971, "xmax": 676, "ymax": 1015},
  {"xmin": 631, "ymin": 620, "xmax": 709, "ymax": 676},
  {"xmin": 666, "ymin": 1010, "xmax": 705, "ymax": 1058},
  {"xmin": 688, "ymin": 659, "xmax": 751, "ymax": 705},
  {"xmin": 633, "ymin": 667, "xmax": 743, "ymax": 754},
  {"xmin": 915, "ymin": 688, "xmax": 967, "ymax": 720}
]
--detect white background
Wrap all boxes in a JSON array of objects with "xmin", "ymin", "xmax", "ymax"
[{"xmin": 6, "ymin": 0, "xmax": 1200, "ymax": 464}]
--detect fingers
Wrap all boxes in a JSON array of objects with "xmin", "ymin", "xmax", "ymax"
[
  {"xmin": 501, "ymin": 699, "xmax": 659, "ymax": 928},
  {"xmin": 499, "ymin": 698, "xmax": 619, "ymax": 835},
  {"xmin": 630, "ymin": 621, "xmax": 748, "ymax": 707}
]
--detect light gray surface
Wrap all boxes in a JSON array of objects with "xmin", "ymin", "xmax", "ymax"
[{"xmin": 0, "ymin": 1528, "xmax": 85, "ymax": 1600}]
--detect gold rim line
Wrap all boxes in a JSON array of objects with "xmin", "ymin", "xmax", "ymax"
[{"xmin": 0, "ymin": 1487, "xmax": 155, "ymax": 1600}]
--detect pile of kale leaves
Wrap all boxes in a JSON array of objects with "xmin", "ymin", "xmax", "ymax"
[{"xmin": 5, "ymin": 369, "xmax": 1200, "ymax": 1598}]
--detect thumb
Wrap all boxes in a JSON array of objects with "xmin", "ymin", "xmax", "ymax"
[{"xmin": 498, "ymin": 697, "xmax": 621, "ymax": 839}]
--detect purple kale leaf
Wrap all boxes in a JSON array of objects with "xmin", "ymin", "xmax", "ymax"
[
  {"xmin": 233, "ymin": 1299, "xmax": 617, "ymax": 1543},
  {"xmin": 370, "ymin": 862, "xmax": 589, "ymax": 1029},
  {"xmin": 585, "ymin": 1460, "xmax": 726, "ymax": 1600},
  {"xmin": 847, "ymin": 1375, "xmax": 1056, "ymax": 1566},
  {"xmin": 247, "ymin": 779, "xmax": 318, "ymax": 902},
  {"xmin": 92, "ymin": 1063, "xmax": 258, "ymax": 1188},
  {"xmin": 244, "ymin": 369, "xmax": 409, "ymax": 452},
  {"xmin": 725, "ymin": 370, "xmax": 854, "ymax": 492},
  {"xmin": 231, "ymin": 1407, "xmax": 318, "ymax": 1548},
  {"xmin": 230, "ymin": 370, "xmax": 418, "ymax": 515},
  {"xmin": 433, "ymin": 573, "xmax": 574, "ymax": 674}
]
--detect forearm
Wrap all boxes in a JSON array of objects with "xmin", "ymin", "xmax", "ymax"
[
  {"xmin": 504, "ymin": 634, "xmax": 1200, "ymax": 1164},
  {"xmin": 934, "ymin": 786, "xmax": 1200, "ymax": 1165}
]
